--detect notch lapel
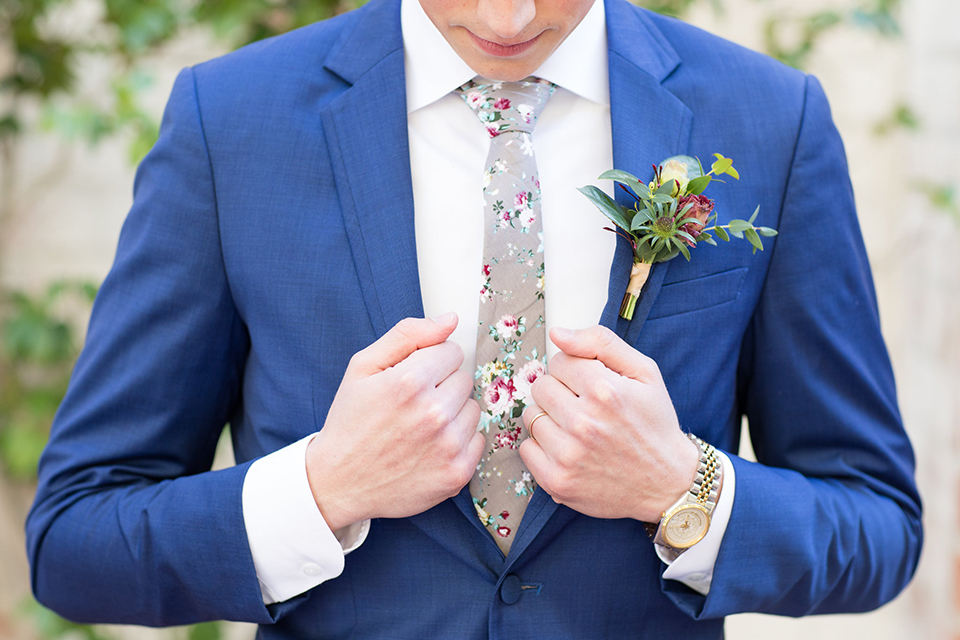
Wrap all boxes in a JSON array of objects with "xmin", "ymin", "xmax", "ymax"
[
  {"xmin": 505, "ymin": 0, "xmax": 694, "ymax": 567},
  {"xmin": 598, "ymin": 0, "xmax": 693, "ymax": 348},
  {"xmin": 321, "ymin": 0, "xmax": 424, "ymax": 338},
  {"xmin": 321, "ymin": 0, "xmax": 500, "ymax": 561}
]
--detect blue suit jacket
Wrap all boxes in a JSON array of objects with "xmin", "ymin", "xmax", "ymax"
[{"xmin": 26, "ymin": 0, "xmax": 922, "ymax": 637}]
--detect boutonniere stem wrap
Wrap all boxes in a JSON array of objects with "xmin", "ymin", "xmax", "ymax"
[{"xmin": 578, "ymin": 154, "xmax": 777, "ymax": 320}]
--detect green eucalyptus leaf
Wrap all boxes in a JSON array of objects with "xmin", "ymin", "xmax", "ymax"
[
  {"xmin": 577, "ymin": 186, "xmax": 630, "ymax": 231},
  {"xmin": 687, "ymin": 175, "xmax": 712, "ymax": 195},
  {"xmin": 728, "ymin": 219, "xmax": 752, "ymax": 233},
  {"xmin": 711, "ymin": 156, "xmax": 733, "ymax": 175},
  {"xmin": 729, "ymin": 228, "xmax": 744, "ymax": 239},
  {"xmin": 701, "ymin": 235, "xmax": 717, "ymax": 246},
  {"xmin": 715, "ymin": 226, "xmax": 730, "ymax": 242},
  {"xmin": 745, "ymin": 227, "xmax": 764, "ymax": 251},
  {"xmin": 757, "ymin": 226, "xmax": 778, "ymax": 237},
  {"xmin": 748, "ymin": 206, "xmax": 760, "ymax": 224}
]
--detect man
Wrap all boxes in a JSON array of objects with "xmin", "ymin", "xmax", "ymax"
[{"xmin": 26, "ymin": 0, "xmax": 921, "ymax": 636}]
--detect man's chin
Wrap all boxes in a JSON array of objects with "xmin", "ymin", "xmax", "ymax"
[{"xmin": 466, "ymin": 58, "xmax": 545, "ymax": 82}]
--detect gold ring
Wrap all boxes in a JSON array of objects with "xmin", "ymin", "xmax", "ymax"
[{"xmin": 528, "ymin": 411, "xmax": 548, "ymax": 443}]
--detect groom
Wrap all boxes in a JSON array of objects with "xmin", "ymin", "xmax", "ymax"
[{"xmin": 27, "ymin": 0, "xmax": 921, "ymax": 636}]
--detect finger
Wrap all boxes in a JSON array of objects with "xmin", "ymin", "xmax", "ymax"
[
  {"xmin": 457, "ymin": 431, "xmax": 486, "ymax": 485},
  {"xmin": 396, "ymin": 340, "xmax": 466, "ymax": 387},
  {"xmin": 350, "ymin": 313, "xmax": 458, "ymax": 375},
  {"xmin": 550, "ymin": 325, "xmax": 658, "ymax": 382},
  {"xmin": 529, "ymin": 373, "xmax": 578, "ymax": 430},
  {"xmin": 546, "ymin": 351, "xmax": 610, "ymax": 397},
  {"xmin": 436, "ymin": 372, "xmax": 478, "ymax": 439},
  {"xmin": 518, "ymin": 437, "xmax": 552, "ymax": 486},
  {"xmin": 522, "ymin": 406, "xmax": 569, "ymax": 457}
]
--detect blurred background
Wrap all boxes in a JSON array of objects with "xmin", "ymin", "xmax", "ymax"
[{"xmin": 0, "ymin": 0, "xmax": 957, "ymax": 638}]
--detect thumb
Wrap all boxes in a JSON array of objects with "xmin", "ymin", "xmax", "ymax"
[
  {"xmin": 351, "ymin": 313, "xmax": 458, "ymax": 375},
  {"xmin": 550, "ymin": 325, "xmax": 658, "ymax": 382}
]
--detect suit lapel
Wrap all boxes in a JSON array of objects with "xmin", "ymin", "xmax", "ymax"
[
  {"xmin": 599, "ymin": 0, "xmax": 693, "ymax": 346},
  {"xmin": 505, "ymin": 0, "xmax": 694, "ymax": 566},
  {"xmin": 322, "ymin": 1, "xmax": 488, "ymax": 556},
  {"xmin": 321, "ymin": 0, "xmax": 424, "ymax": 338}
]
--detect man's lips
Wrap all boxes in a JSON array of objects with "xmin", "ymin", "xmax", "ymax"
[{"xmin": 468, "ymin": 31, "xmax": 542, "ymax": 57}]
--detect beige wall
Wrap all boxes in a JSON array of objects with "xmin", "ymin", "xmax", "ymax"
[{"xmin": 1, "ymin": 0, "xmax": 957, "ymax": 637}]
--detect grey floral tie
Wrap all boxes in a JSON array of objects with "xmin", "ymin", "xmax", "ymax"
[{"xmin": 456, "ymin": 77, "xmax": 555, "ymax": 555}]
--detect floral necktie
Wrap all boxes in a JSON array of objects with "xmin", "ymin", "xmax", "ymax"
[{"xmin": 456, "ymin": 77, "xmax": 555, "ymax": 555}]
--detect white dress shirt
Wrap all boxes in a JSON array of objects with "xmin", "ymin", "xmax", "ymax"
[{"xmin": 241, "ymin": 0, "xmax": 735, "ymax": 605}]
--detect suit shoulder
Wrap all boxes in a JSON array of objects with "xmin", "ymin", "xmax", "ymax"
[
  {"xmin": 641, "ymin": 7, "xmax": 808, "ymax": 102},
  {"xmin": 189, "ymin": 5, "xmax": 366, "ymax": 92}
]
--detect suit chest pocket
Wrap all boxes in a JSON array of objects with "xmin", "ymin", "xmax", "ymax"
[{"xmin": 647, "ymin": 267, "xmax": 748, "ymax": 320}]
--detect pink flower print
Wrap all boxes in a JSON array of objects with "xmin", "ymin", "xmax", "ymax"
[
  {"xmin": 484, "ymin": 376, "xmax": 516, "ymax": 415},
  {"xmin": 496, "ymin": 526, "xmax": 511, "ymax": 538},
  {"xmin": 494, "ymin": 429, "xmax": 519, "ymax": 450},
  {"xmin": 486, "ymin": 125, "xmax": 499, "ymax": 138},
  {"xmin": 482, "ymin": 264, "xmax": 491, "ymax": 277},
  {"xmin": 493, "ymin": 97, "xmax": 511, "ymax": 110},
  {"xmin": 466, "ymin": 91, "xmax": 483, "ymax": 109},
  {"xmin": 496, "ymin": 314, "xmax": 519, "ymax": 336},
  {"xmin": 514, "ymin": 192, "xmax": 528, "ymax": 208},
  {"xmin": 513, "ymin": 359, "xmax": 545, "ymax": 401},
  {"xmin": 519, "ymin": 208, "xmax": 536, "ymax": 228},
  {"xmin": 498, "ymin": 209, "xmax": 513, "ymax": 228},
  {"xmin": 534, "ymin": 177, "xmax": 541, "ymax": 191},
  {"xmin": 500, "ymin": 510, "xmax": 510, "ymax": 520},
  {"xmin": 480, "ymin": 284, "xmax": 493, "ymax": 303},
  {"xmin": 516, "ymin": 104, "xmax": 534, "ymax": 124}
]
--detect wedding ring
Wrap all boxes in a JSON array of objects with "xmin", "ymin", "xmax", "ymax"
[{"xmin": 528, "ymin": 411, "xmax": 549, "ymax": 444}]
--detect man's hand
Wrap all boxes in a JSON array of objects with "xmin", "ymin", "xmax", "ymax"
[
  {"xmin": 305, "ymin": 313, "xmax": 484, "ymax": 532},
  {"xmin": 519, "ymin": 326, "xmax": 699, "ymax": 523}
]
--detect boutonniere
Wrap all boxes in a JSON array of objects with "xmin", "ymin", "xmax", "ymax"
[{"xmin": 578, "ymin": 154, "xmax": 777, "ymax": 320}]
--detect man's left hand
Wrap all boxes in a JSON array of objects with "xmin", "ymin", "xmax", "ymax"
[{"xmin": 519, "ymin": 326, "xmax": 700, "ymax": 523}]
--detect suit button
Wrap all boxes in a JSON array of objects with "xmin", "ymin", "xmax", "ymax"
[{"xmin": 500, "ymin": 574, "xmax": 522, "ymax": 605}]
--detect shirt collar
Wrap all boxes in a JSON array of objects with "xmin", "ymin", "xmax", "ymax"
[{"xmin": 401, "ymin": 0, "xmax": 609, "ymax": 114}]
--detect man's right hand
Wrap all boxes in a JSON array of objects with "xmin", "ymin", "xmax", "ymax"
[{"xmin": 305, "ymin": 313, "xmax": 484, "ymax": 533}]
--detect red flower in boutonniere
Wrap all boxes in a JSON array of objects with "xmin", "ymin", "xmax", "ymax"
[{"xmin": 578, "ymin": 154, "xmax": 777, "ymax": 320}]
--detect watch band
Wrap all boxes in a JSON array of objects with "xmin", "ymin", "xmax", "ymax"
[{"xmin": 645, "ymin": 433, "xmax": 723, "ymax": 556}]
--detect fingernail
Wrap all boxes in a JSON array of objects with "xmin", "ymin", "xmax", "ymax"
[
  {"xmin": 431, "ymin": 312, "xmax": 456, "ymax": 324},
  {"xmin": 552, "ymin": 327, "xmax": 572, "ymax": 340}
]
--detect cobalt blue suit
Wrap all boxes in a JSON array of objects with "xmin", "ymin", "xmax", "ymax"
[{"xmin": 26, "ymin": 0, "xmax": 922, "ymax": 636}]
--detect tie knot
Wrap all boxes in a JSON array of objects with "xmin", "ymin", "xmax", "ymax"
[{"xmin": 457, "ymin": 77, "xmax": 556, "ymax": 137}]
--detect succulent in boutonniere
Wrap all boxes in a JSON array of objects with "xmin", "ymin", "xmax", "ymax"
[{"xmin": 578, "ymin": 154, "xmax": 777, "ymax": 320}]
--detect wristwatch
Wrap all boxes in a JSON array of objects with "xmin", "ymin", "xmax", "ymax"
[{"xmin": 647, "ymin": 434, "xmax": 723, "ymax": 557}]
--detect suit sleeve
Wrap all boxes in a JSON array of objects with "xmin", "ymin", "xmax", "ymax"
[
  {"xmin": 662, "ymin": 75, "xmax": 923, "ymax": 617},
  {"xmin": 25, "ymin": 67, "xmax": 279, "ymax": 626}
]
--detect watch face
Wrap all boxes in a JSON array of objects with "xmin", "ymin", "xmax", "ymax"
[{"xmin": 663, "ymin": 504, "xmax": 710, "ymax": 549}]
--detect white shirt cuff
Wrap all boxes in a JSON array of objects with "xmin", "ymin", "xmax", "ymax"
[
  {"xmin": 241, "ymin": 434, "xmax": 371, "ymax": 604},
  {"xmin": 658, "ymin": 450, "xmax": 736, "ymax": 595}
]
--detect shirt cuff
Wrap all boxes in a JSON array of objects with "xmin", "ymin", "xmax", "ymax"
[
  {"xmin": 241, "ymin": 434, "xmax": 371, "ymax": 604},
  {"xmin": 658, "ymin": 450, "xmax": 736, "ymax": 595}
]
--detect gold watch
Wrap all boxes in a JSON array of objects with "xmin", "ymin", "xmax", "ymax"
[{"xmin": 650, "ymin": 434, "xmax": 723, "ymax": 555}]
